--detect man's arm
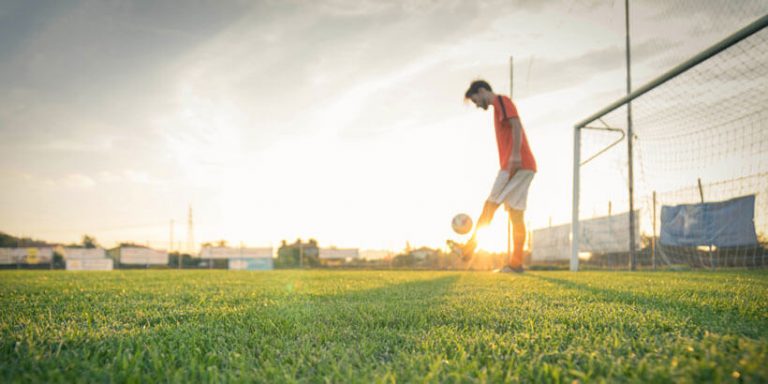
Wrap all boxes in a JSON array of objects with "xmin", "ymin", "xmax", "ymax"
[{"xmin": 507, "ymin": 117, "xmax": 523, "ymax": 176}]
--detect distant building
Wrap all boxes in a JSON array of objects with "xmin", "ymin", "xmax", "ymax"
[
  {"xmin": 62, "ymin": 247, "xmax": 113, "ymax": 271},
  {"xmin": 228, "ymin": 257, "xmax": 273, "ymax": 271},
  {"xmin": 359, "ymin": 249, "xmax": 394, "ymax": 261},
  {"xmin": 199, "ymin": 246, "xmax": 274, "ymax": 271},
  {"xmin": 108, "ymin": 246, "xmax": 168, "ymax": 266},
  {"xmin": 0, "ymin": 247, "xmax": 54, "ymax": 265},
  {"xmin": 410, "ymin": 247, "xmax": 438, "ymax": 261},
  {"xmin": 319, "ymin": 247, "xmax": 359, "ymax": 266},
  {"xmin": 200, "ymin": 246, "xmax": 273, "ymax": 259}
]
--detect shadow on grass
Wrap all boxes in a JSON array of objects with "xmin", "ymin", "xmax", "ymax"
[
  {"xmin": 1, "ymin": 273, "xmax": 462, "ymax": 382},
  {"xmin": 530, "ymin": 274, "xmax": 768, "ymax": 339},
  {"xmin": 137, "ymin": 273, "xmax": 461, "ymax": 327}
]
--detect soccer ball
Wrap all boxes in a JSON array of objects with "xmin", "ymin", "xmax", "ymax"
[{"xmin": 451, "ymin": 213, "xmax": 473, "ymax": 235}]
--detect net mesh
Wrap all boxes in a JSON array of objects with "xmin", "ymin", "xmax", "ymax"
[{"xmin": 574, "ymin": 11, "xmax": 768, "ymax": 270}]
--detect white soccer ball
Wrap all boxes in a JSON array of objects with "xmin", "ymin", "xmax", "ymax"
[{"xmin": 451, "ymin": 213, "xmax": 473, "ymax": 235}]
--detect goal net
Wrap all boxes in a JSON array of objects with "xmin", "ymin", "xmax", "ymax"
[{"xmin": 571, "ymin": 10, "xmax": 768, "ymax": 270}]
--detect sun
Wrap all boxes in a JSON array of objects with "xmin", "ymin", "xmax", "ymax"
[{"xmin": 473, "ymin": 217, "xmax": 529, "ymax": 254}]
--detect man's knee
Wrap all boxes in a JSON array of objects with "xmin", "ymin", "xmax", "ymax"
[
  {"xmin": 484, "ymin": 200, "xmax": 501, "ymax": 212},
  {"xmin": 478, "ymin": 200, "xmax": 500, "ymax": 226},
  {"xmin": 508, "ymin": 209, "xmax": 524, "ymax": 224}
]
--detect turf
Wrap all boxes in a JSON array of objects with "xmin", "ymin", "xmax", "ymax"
[{"xmin": 2, "ymin": 270, "xmax": 767, "ymax": 383}]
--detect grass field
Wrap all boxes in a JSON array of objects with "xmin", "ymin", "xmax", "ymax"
[{"xmin": 2, "ymin": 270, "xmax": 767, "ymax": 383}]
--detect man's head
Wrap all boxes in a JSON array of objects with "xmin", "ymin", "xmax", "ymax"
[{"xmin": 465, "ymin": 80, "xmax": 494, "ymax": 110}]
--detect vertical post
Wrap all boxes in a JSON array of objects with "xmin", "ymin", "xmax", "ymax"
[
  {"xmin": 509, "ymin": 55, "xmax": 514, "ymax": 268},
  {"xmin": 170, "ymin": 219, "xmax": 175, "ymax": 268},
  {"xmin": 300, "ymin": 242, "xmax": 304, "ymax": 268},
  {"xmin": 698, "ymin": 178, "xmax": 714, "ymax": 268},
  {"xmin": 625, "ymin": 0, "xmax": 637, "ymax": 271},
  {"xmin": 652, "ymin": 191, "xmax": 657, "ymax": 270},
  {"xmin": 507, "ymin": 217, "xmax": 512, "ymax": 266},
  {"xmin": 571, "ymin": 125, "xmax": 581, "ymax": 271},
  {"xmin": 510, "ymin": 56, "xmax": 514, "ymax": 99},
  {"xmin": 187, "ymin": 204, "xmax": 194, "ymax": 256},
  {"xmin": 177, "ymin": 241, "xmax": 183, "ymax": 270}
]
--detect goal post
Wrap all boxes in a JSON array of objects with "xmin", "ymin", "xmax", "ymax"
[{"xmin": 571, "ymin": 14, "xmax": 768, "ymax": 270}]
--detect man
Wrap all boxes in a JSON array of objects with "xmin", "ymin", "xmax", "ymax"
[{"xmin": 463, "ymin": 80, "xmax": 537, "ymax": 273}]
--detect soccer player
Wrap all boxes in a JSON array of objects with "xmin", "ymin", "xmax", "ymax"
[{"xmin": 463, "ymin": 80, "xmax": 537, "ymax": 273}]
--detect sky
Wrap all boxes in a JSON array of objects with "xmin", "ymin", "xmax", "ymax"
[{"xmin": 1, "ymin": 0, "xmax": 765, "ymax": 253}]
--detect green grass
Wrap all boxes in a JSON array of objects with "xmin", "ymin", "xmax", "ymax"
[{"xmin": 2, "ymin": 270, "xmax": 767, "ymax": 383}]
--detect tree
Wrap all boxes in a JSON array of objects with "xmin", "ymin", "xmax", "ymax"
[
  {"xmin": 393, "ymin": 253, "xmax": 416, "ymax": 268},
  {"xmin": 0, "ymin": 232, "xmax": 50, "ymax": 247},
  {"xmin": 52, "ymin": 251, "xmax": 65, "ymax": 269},
  {"xmin": 118, "ymin": 242, "xmax": 146, "ymax": 248},
  {"xmin": 276, "ymin": 241, "xmax": 299, "ymax": 268},
  {"xmin": 276, "ymin": 239, "xmax": 320, "ymax": 268},
  {"xmin": 82, "ymin": 235, "xmax": 99, "ymax": 249}
]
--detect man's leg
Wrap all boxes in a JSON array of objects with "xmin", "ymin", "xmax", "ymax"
[
  {"xmin": 509, "ymin": 209, "xmax": 526, "ymax": 268},
  {"xmin": 476, "ymin": 200, "xmax": 500, "ymax": 232},
  {"xmin": 463, "ymin": 200, "xmax": 500, "ymax": 258},
  {"xmin": 501, "ymin": 170, "xmax": 534, "ymax": 270}
]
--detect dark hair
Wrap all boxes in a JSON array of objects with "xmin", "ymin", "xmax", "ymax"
[{"xmin": 465, "ymin": 80, "xmax": 492, "ymax": 99}]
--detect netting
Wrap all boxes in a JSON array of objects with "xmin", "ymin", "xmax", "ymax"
[{"xmin": 573, "ymin": 12, "xmax": 768, "ymax": 270}]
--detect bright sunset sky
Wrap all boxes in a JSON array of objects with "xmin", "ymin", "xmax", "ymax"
[{"xmin": 1, "ymin": 1, "xmax": 765, "ymax": 253}]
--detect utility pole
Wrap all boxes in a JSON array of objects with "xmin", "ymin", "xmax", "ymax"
[
  {"xmin": 187, "ymin": 205, "xmax": 194, "ymax": 256},
  {"xmin": 625, "ymin": 0, "xmax": 637, "ymax": 271},
  {"xmin": 652, "ymin": 191, "xmax": 657, "ymax": 270}
]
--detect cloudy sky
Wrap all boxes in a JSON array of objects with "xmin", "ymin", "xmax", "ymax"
[{"xmin": 1, "ymin": 0, "xmax": 765, "ymax": 252}]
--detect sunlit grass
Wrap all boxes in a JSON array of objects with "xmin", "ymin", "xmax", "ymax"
[{"xmin": 1, "ymin": 270, "xmax": 767, "ymax": 382}]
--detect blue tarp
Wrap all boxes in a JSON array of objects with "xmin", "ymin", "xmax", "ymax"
[
  {"xmin": 660, "ymin": 195, "xmax": 758, "ymax": 247},
  {"xmin": 228, "ymin": 257, "xmax": 273, "ymax": 270}
]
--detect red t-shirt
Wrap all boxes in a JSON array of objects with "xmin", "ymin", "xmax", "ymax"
[{"xmin": 492, "ymin": 95, "xmax": 537, "ymax": 172}]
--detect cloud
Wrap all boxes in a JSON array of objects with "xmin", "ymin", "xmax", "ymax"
[
  {"xmin": 0, "ymin": 0, "xmax": 253, "ymax": 88},
  {"xmin": 640, "ymin": 0, "xmax": 768, "ymax": 21},
  {"xmin": 95, "ymin": 170, "xmax": 154, "ymax": 185},
  {"xmin": 154, "ymin": 0, "xmax": 491, "ymax": 184},
  {"xmin": 308, "ymin": 0, "xmax": 543, "ymax": 18},
  {"xmin": 62, "ymin": 174, "xmax": 96, "ymax": 189},
  {"xmin": 521, "ymin": 39, "xmax": 681, "ymax": 98}
]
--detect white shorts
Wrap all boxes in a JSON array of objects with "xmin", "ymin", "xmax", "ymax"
[{"xmin": 487, "ymin": 169, "xmax": 535, "ymax": 212}]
